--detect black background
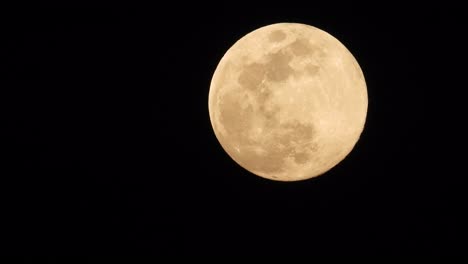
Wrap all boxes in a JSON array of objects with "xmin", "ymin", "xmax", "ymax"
[{"xmin": 1, "ymin": 5, "xmax": 465, "ymax": 256}]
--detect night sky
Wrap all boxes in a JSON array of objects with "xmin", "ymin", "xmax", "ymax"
[{"xmin": 2, "ymin": 6, "xmax": 464, "ymax": 256}]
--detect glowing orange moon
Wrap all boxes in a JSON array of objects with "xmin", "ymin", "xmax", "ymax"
[{"xmin": 208, "ymin": 23, "xmax": 368, "ymax": 181}]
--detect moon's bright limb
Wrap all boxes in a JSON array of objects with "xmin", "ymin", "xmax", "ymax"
[{"xmin": 208, "ymin": 23, "xmax": 368, "ymax": 181}]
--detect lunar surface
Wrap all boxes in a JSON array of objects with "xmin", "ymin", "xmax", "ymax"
[{"xmin": 208, "ymin": 23, "xmax": 367, "ymax": 181}]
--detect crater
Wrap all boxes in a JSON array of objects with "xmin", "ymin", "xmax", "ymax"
[
  {"xmin": 238, "ymin": 62, "xmax": 267, "ymax": 90},
  {"xmin": 293, "ymin": 151, "xmax": 309, "ymax": 164},
  {"xmin": 280, "ymin": 120, "xmax": 314, "ymax": 144},
  {"xmin": 265, "ymin": 51, "xmax": 294, "ymax": 82},
  {"xmin": 237, "ymin": 144, "xmax": 287, "ymax": 175},
  {"xmin": 289, "ymin": 38, "xmax": 313, "ymax": 56},
  {"xmin": 259, "ymin": 103, "xmax": 280, "ymax": 122},
  {"xmin": 268, "ymin": 30, "xmax": 286, "ymax": 42},
  {"xmin": 262, "ymin": 120, "xmax": 317, "ymax": 167},
  {"xmin": 305, "ymin": 64, "xmax": 320, "ymax": 75},
  {"xmin": 218, "ymin": 90, "xmax": 254, "ymax": 143},
  {"xmin": 229, "ymin": 113, "xmax": 316, "ymax": 178},
  {"xmin": 238, "ymin": 49, "xmax": 295, "ymax": 89},
  {"xmin": 256, "ymin": 86, "xmax": 272, "ymax": 104}
]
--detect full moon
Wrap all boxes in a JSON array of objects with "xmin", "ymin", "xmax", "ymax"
[{"xmin": 208, "ymin": 23, "xmax": 368, "ymax": 181}]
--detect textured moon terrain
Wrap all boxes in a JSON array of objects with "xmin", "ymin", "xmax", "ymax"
[{"xmin": 208, "ymin": 23, "xmax": 368, "ymax": 181}]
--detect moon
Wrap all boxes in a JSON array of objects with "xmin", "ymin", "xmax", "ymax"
[{"xmin": 208, "ymin": 23, "xmax": 368, "ymax": 181}]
